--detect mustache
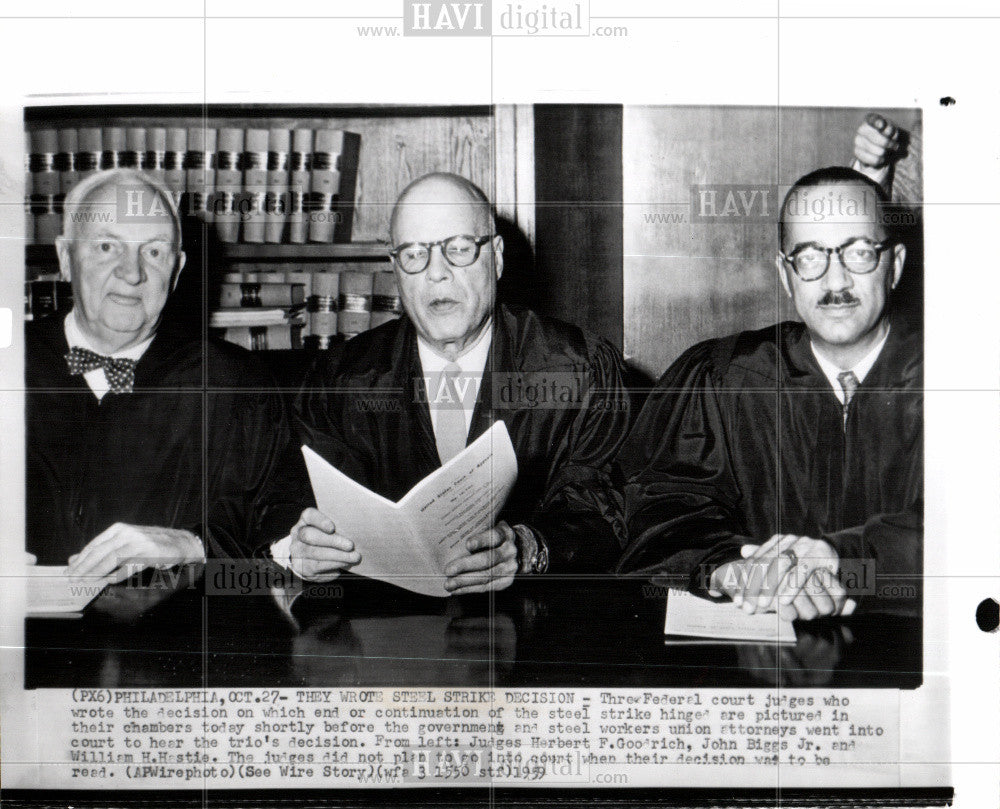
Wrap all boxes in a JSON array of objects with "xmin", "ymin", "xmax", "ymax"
[{"xmin": 818, "ymin": 291, "xmax": 859, "ymax": 306}]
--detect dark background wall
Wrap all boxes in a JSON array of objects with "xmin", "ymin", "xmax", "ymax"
[{"xmin": 530, "ymin": 105, "xmax": 624, "ymax": 351}]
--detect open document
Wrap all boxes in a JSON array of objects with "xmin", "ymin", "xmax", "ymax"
[
  {"xmin": 664, "ymin": 587, "xmax": 796, "ymax": 645},
  {"xmin": 24, "ymin": 566, "xmax": 111, "ymax": 615},
  {"xmin": 301, "ymin": 421, "xmax": 518, "ymax": 597}
]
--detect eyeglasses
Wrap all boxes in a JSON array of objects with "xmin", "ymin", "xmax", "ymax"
[
  {"xmin": 780, "ymin": 238, "xmax": 892, "ymax": 281},
  {"xmin": 389, "ymin": 234, "xmax": 493, "ymax": 275}
]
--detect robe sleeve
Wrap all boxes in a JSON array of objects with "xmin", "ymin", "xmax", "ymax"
[
  {"xmin": 522, "ymin": 338, "xmax": 632, "ymax": 573},
  {"xmin": 204, "ymin": 382, "xmax": 314, "ymax": 559},
  {"xmin": 822, "ymin": 506, "xmax": 923, "ymax": 610},
  {"xmin": 616, "ymin": 341, "xmax": 754, "ymax": 591},
  {"xmin": 292, "ymin": 352, "xmax": 379, "ymax": 489},
  {"xmin": 823, "ymin": 375, "xmax": 923, "ymax": 602}
]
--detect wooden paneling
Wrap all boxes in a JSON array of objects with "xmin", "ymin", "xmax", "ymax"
[
  {"xmin": 624, "ymin": 106, "xmax": 921, "ymax": 379},
  {"xmin": 532, "ymin": 105, "xmax": 624, "ymax": 349}
]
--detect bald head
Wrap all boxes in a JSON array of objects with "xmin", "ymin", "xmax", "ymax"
[
  {"xmin": 390, "ymin": 173, "xmax": 494, "ymax": 244},
  {"xmin": 388, "ymin": 172, "xmax": 502, "ymax": 360},
  {"xmin": 62, "ymin": 168, "xmax": 182, "ymax": 253}
]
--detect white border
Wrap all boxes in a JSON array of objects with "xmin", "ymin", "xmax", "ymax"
[{"xmin": 2, "ymin": 1, "xmax": 997, "ymax": 804}]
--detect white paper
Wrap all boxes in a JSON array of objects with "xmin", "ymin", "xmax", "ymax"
[
  {"xmin": 23, "ymin": 566, "xmax": 110, "ymax": 615},
  {"xmin": 301, "ymin": 420, "xmax": 518, "ymax": 597},
  {"xmin": 664, "ymin": 588, "xmax": 796, "ymax": 645}
]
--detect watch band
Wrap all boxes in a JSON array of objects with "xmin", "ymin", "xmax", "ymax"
[{"xmin": 513, "ymin": 523, "xmax": 549, "ymax": 574}]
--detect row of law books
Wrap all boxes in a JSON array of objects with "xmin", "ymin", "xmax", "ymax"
[
  {"xmin": 209, "ymin": 265, "xmax": 403, "ymax": 351},
  {"xmin": 25, "ymin": 125, "xmax": 360, "ymax": 246}
]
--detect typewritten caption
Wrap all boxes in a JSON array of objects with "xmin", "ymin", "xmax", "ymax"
[{"xmin": 46, "ymin": 688, "xmax": 900, "ymax": 787}]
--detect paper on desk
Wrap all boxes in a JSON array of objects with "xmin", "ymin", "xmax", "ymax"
[
  {"xmin": 24, "ymin": 566, "xmax": 111, "ymax": 614},
  {"xmin": 664, "ymin": 588, "xmax": 796, "ymax": 644},
  {"xmin": 301, "ymin": 420, "xmax": 518, "ymax": 597}
]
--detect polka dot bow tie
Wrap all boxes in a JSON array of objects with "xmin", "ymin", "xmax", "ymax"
[{"xmin": 65, "ymin": 346, "xmax": 137, "ymax": 394}]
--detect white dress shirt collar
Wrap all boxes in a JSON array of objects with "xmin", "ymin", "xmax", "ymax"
[
  {"xmin": 416, "ymin": 319, "xmax": 494, "ymax": 436},
  {"xmin": 810, "ymin": 327, "xmax": 890, "ymax": 405},
  {"xmin": 416, "ymin": 319, "xmax": 494, "ymax": 376}
]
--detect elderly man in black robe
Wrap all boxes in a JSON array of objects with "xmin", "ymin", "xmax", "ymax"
[
  {"xmin": 276, "ymin": 172, "xmax": 631, "ymax": 594},
  {"xmin": 26, "ymin": 168, "xmax": 307, "ymax": 580},
  {"xmin": 618, "ymin": 166, "xmax": 921, "ymax": 621}
]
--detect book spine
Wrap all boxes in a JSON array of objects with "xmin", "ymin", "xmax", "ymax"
[
  {"xmin": 186, "ymin": 126, "xmax": 216, "ymax": 221},
  {"xmin": 337, "ymin": 270, "xmax": 372, "ymax": 338},
  {"xmin": 56, "ymin": 128, "xmax": 80, "ymax": 195},
  {"xmin": 287, "ymin": 129, "xmax": 312, "ymax": 244},
  {"xmin": 219, "ymin": 281, "xmax": 305, "ymax": 308},
  {"xmin": 213, "ymin": 127, "xmax": 242, "ymax": 242},
  {"xmin": 332, "ymin": 131, "xmax": 360, "ymax": 243},
  {"xmin": 27, "ymin": 279, "xmax": 73, "ymax": 320},
  {"xmin": 370, "ymin": 271, "xmax": 404, "ymax": 327},
  {"xmin": 144, "ymin": 126, "xmax": 167, "ymax": 182},
  {"xmin": 308, "ymin": 128, "xmax": 343, "ymax": 243},
  {"xmin": 264, "ymin": 128, "xmax": 290, "ymax": 244},
  {"xmin": 308, "ymin": 269, "xmax": 339, "ymax": 347},
  {"xmin": 222, "ymin": 324, "xmax": 299, "ymax": 352},
  {"xmin": 219, "ymin": 283, "xmax": 247, "ymax": 309},
  {"xmin": 29, "ymin": 129, "xmax": 61, "ymax": 245},
  {"xmin": 101, "ymin": 126, "xmax": 126, "ymax": 170},
  {"xmin": 284, "ymin": 269, "xmax": 313, "ymax": 336},
  {"xmin": 220, "ymin": 325, "xmax": 255, "ymax": 351},
  {"xmin": 76, "ymin": 127, "xmax": 102, "ymax": 181},
  {"xmin": 123, "ymin": 126, "xmax": 145, "ymax": 169},
  {"xmin": 241, "ymin": 128, "xmax": 269, "ymax": 243},
  {"xmin": 164, "ymin": 127, "xmax": 187, "ymax": 209}
]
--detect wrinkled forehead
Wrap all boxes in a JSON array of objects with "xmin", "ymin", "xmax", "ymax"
[
  {"xmin": 391, "ymin": 184, "xmax": 491, "ymax": 243},
  {"xmin": 75, "ymin": 180, "xmax": 179, "ymax": 243},
  {"xmin": 781, "ymin": 182, "xmax": 886, "ymax": 247}
]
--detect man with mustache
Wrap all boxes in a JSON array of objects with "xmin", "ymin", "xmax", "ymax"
[
  {"xmin": 279, "ymin": 172, "xmax": 631, "ymax": 593},
  {"xmin": 617, "ymin": 167, "xmax": 921, "ymax": 620}
]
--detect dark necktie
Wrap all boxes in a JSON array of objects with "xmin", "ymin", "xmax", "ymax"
[
  {"xmin": 837, "ymin": 370, "xmax": 859, "ymax": 423},
  {"xmin": 65, "ymin": 346, "xmax": 137, "ymax": 394},
  {"xmin": 433, "ymin": 362, "xmax": 470, "ymax": 464}
]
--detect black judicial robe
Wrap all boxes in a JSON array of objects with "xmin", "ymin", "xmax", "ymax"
[
  {"xmin": 295, "ymin": 304, "xmax": 632, "ymax": 572},
  {"xmin": 26, "ymin": 315, "xmax": 309, "ymax": 564},
  {"xmin": 617, "ymin": 320, "xmax": 922, "ymax": 594}
]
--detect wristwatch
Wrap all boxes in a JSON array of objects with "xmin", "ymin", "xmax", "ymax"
[{"xmin": 513, "ymin": 524, "xmax": 549, "ymax": 574}]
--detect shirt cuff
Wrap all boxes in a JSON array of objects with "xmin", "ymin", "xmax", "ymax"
[
  {"xmin": 269, "ymin": 534, "xmax": 343, "ymax": 584},
  {"xmin": 849, "ymin": 158, "xmax": 892, "ymax": 189},
  {"xmin": 270, "ymin": 534, "xmax": 294, "ymax": 571}
]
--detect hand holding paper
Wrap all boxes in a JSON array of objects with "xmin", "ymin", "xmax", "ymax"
[
  {"xmin": 300, "ymin": 421, "xmax": 518, "ymax": 597},
  {"xmin": 443, "ymin": 520, "xmax": 518, "ymax": 595},
  {"xmin": 287, "ymin": 508, "xmax": 363, "ymax": 582}
]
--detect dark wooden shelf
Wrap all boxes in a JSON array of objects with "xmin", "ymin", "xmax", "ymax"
[
  {"xmin": 221, "ymin": 242, "xmax": 390, "ymax": 262},
  {"xmin": 27, "ymin": 242, "xmax": 391, "ymax": 266}
]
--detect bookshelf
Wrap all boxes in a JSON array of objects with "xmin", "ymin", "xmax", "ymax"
[{"xmin": 23, "ymin": 103, "xmax": 519, "ymax": 349}]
